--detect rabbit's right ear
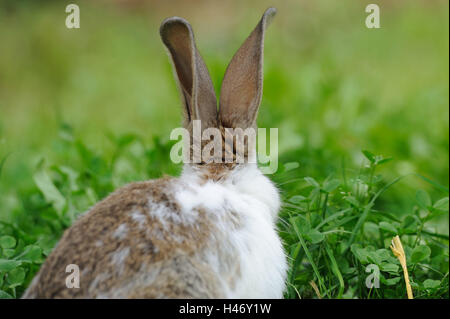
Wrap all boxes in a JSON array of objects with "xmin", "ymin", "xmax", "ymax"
[
  {"xmin": 160, "ymin": 17, "xmax": 218, "ymax": 129},
  {"xmin": 219, "ymin": 8, "xmax": 276, "ymax": 130}
]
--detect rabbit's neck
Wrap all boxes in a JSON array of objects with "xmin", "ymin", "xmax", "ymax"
[{"xmin": 181, "ymin": 163, "xmax": 280, "ymax": 222}]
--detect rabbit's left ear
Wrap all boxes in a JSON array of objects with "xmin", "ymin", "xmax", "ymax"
[
  {"xmin": 160, "ymin": 17, "xmax": 218, "ymax": 130},
  {"xmin": 219, "ymin": 8, "xmax": 276, "ymax": 129}
]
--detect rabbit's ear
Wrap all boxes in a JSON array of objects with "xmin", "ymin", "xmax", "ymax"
[
  {"xmin": 160, "ymin": 17, "xmax": 218, "ymax": 129},
  {"xmin": 219, "ymin": 8, "xmax": 276, "ymax": 129}
]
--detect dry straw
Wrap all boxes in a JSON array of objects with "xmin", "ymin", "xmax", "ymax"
[
  {"xmin": 309, "ymin": 280, "xmax": 322, "ymax": 299},
  {"xmin": 390, "ymin": 235, "xmax": 414, "ymax": 299}
]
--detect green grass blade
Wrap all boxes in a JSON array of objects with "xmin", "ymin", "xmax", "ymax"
[
  {"xmin": 315, "ymin": 208, "xmax": 352, "ymax": 230},
  {"xmin": 414, "ymin": 173, "xmax": 449, "ymax": 193},
  {"xmin": 290, "ymin": 217, "xmax": 328, "ymax": 298},
  {"xmin": 325, "ymin": 242, "xmax": 345, "ymax": 299},
  {"xmin": 0, "ymin": 153, "xmax": 11, "ymax": 180},
  {"xmin": 287, "ymin": 243, "xmax": 304, "ymax": 299}
]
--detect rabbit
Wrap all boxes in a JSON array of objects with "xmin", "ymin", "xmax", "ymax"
[{"xmin": 22, "ymin": 7, "xmax": 287, "ymax": 299}]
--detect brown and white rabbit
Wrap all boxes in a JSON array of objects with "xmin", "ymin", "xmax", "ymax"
[{"xmin": 23, "ymin": 7, "xmax": 287, "ymax": 299}]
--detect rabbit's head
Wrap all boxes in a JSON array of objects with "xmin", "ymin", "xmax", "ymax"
[{"xmin": 160, "ymin": 8, "xmax": 276, "ymax": 171}]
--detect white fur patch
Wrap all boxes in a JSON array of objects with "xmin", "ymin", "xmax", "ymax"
[
  {"xmin": 165, "ymin": 163, "xmax": 287, "ymax": 298},
  {"xmin": 147, "ymin": 198, "xmax": 198, "ymax": 227},
  {"xmin": 111, "ymin": 247, "xmax": 130, "ymax": 275},
  {"xmin": 94, "ymin": 240, "xmax": 103, "ymax": 247},
  {"xmin": 130, "ymin": 210, "xmax": 147, "ymax": 228},
  {"xmin": 112, "ymin": 223, "xmax": 128, "ymax": 240}
]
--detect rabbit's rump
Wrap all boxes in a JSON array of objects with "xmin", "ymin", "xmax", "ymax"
[{"xmin": 23, "ymin": 172, "xmax": 286, "ymax": 298}]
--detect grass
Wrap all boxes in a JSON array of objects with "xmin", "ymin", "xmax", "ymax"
[
  {"xmin": 0, "ymin": 133, "xmax": 448, "ymax": 298},
  {"xmin": 0, "ymin": 0, "xmax": 448, "ymax": 298},
  {"xmin": 276, "ymin": 151, "xmax": 449, "ymax": 298}
]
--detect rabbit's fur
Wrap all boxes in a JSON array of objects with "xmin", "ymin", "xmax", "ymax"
[{"xmin": 23, "ymin": 8, "xmax": 287, "ymax": 299}]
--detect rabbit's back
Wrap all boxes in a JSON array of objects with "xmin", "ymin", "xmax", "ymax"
[{"xmin": 23, "ymin": 177, "xmax": 224, "ymax": 298}]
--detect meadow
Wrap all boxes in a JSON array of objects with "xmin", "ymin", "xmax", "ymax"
[{"xmin": 0, "ymin": 0, "xmax": 448, "ymax": 298}]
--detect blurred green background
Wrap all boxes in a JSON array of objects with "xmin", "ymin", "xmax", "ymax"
[{"xmin": 0, "ymin": 0, "xmax": 448, "ymax": 222}]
